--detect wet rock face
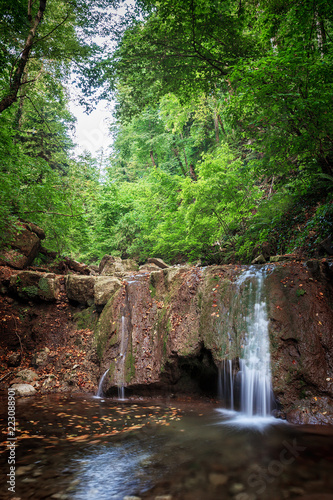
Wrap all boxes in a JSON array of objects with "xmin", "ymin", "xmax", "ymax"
[
  {"xmin": 266, "ymin": 260, "xmax": 333, "ymax": 420},
  {"xmin": 96, "ymin": 265, "xmax": 241, "ymax": 396},
  {"xmin": 94, "ymin": 260, "xmax": 333, "ymax": 422},
  {"xmin": 2, "ymin": 257, "xmax": 333, "ymax": 422}
]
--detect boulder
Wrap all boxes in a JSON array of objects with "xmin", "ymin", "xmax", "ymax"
[
  {"xmin": 319, "ymin": 235, "xmax": 333, "ymax": 255},
  {"xmin": 89, "ymin": 264, "xmax": 100, "ymax": 276},
  {"xmin": 99, "ymin": 255, "xmax": 138, "ymax": 276},
  {"xmin": 94, "ymin": 276, "xmax": 122, "ymax": 307},
  {"xmin": 9, "ymin": 271, "xmax": 60, "ymax": 301},
  {"xmin": 15, "ymin": 369, "xmax": 38, "ymax": 383},
  {"xmin": 147, "ymin": 257, "xmax": 169, "ymax": 269},
  {"xmin": 66, "ymin": 275, "xmax": 95, "ymax": 305},
  {"xmin": 139, "ymin": 263, "xmax": 161, "ymax": 272},
  {"xmin": 11, "ymin": 384, "xmax": 36, "ymax": 397},
  {"xmin": 0, "ymin": 222, "xmax": 43, "ymax": 269},
  {"xmin": 49, "ymin": 256, "xmax": 90, "ymax": 275}
]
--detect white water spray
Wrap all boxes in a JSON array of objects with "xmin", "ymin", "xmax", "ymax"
[
  {"xmin": 218, "ymin": 360, "xmax": 234, "ymax": 410},
  {"xmin": 117, "ymin": 315, "xmax": 126, "ymax": 400},
  {"xmin": 238, "ymin": 268, "xmax": 273, "ymax": 417},
  {"xmin": 219, "ymin": 266, "xmax": 274, "ymax": 419}
]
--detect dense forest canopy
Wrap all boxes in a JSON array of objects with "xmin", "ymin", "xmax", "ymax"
[{"xmin": 1, "ymin": 0, "xmax": 332, "ymax": 265}]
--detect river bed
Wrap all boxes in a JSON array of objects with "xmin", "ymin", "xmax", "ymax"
[{"xmin": 1, "ymin": 393, "xmax": 333, "ymax": 500}]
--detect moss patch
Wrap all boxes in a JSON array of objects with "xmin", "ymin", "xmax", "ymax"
[
  {"xmin": 125, "ymin": 350, "xmax": 136, "ymax": 383},
  {"xmin": 73, "ymin": 305, "xmax": 98, "ymax": 330}
]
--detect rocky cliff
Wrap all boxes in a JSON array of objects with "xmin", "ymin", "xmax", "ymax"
[
  {"xmin": 1, "ymin": 245, "xmax": 333, "ymax": 424},
  {"xmin": 93, "ymin": 259, "xmax": 333, "ymax": 423}
]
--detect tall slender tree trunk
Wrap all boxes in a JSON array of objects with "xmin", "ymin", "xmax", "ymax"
[
  {"xmin": 172, "ymin": 147, "xmax": 187, "ymax": 177},
  {"xmin": 0, "ymin": 0, "xmax": 47, "ymax": 114},
  {"xmin": 214, "ymin": 112, "xmax": 220, "ymax": 143},
  {"xmin": 150, "ymin": 150, "xmax": 156, "ymax": 167},
  {"xmin": 189, "ymin": 164, "xmax": 197, "ymax": 181}
]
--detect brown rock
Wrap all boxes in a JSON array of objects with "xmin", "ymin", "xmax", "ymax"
[
  {"xmin": 99, "ymin": 255, "xmax": 138, "ymax": 276},
  {"xmin": 209, "ymin": 473, "xmax": 228, "ymax": 486},
  {"xmin": 9, "ymin": 271, "xmax": 60, "ymax": 301},
  {"xmin": 0, "ymin": 222, "xmax": 42, "ymax": 269},
  {"xmin": 94, "ymin": 276, "xmax": 122, "ymax": 307},
  {"xmin": 66, "ymin": 275, "xmax": 95, "ymax": 305},
  {"xmin": 251, "ymin": 254, "xmax": 266, "ymax": 264},
  {"xmin": 147, "ymin": 258, "xmax": 169, "ymax": 269}
]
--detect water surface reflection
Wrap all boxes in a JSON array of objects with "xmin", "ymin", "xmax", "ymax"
[{"xmin": 0, "ymin": 394, "xmax": 333, "ymax": 500}]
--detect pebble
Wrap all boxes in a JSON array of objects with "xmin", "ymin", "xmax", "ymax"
[
  {"xmin": 289, "ymin": 487, "xmax": 305, "ymax": 495},
  {"xmin": 32, "ymin": 470, "xmax": 43, "ymax": 477},
  {"xmin": 16, "ymin": 465, "xmax": 35, "ymax": 476},
  {"xmin": 230, "ymin": 483, "xmax": 245, "ymax": 494},
  {"xmin": 234, "ymin": 494, "xmax": 256, "ymax": 500},
  {"xmin": 155, "ymin": 496, "xmax": 173, "ymax": 500},
  {"xmin": 123, "ymin": 497, "xmax": 142, "ymax": 500},
  {"xmin": 51, "ymin": 494, "xmax": 69, "ymax": 500},
  {"xmin": 209, "ymin": 473, "xmax": 228, "ymax": 486}
]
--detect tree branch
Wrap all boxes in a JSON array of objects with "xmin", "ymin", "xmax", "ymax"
[{"xmin": 23, "ymin": 211, "xmax": 86, "ymax": 217}]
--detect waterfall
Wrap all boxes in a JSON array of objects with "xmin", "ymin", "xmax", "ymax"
[
  {"xmin": 219, "ymin": 266, "xmax": 274, "ymax": 418},
  {"xmin": 218, "ymin": 360, "xmax": 234, "ymax": 410},
  {"xmin": 96, "ymin": 369, "xmax": 109, "ymax": 398},
  {"xmin": 117, "ymin": 315, "xmax": 126, "ymax": 400}
]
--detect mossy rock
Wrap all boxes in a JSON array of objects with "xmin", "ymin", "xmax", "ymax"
[
  {"xmin": 73, "ymin": 305, "xmax": 99, "ymax": 330},
  {"xmin": 9, "ymin": 271, "xmax": 59, "ymax": 301}
]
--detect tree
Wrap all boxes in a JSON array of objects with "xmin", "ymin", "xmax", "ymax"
[{"xmin": 110, "ymin": 0, "xmax": 259, "ymax": 119}]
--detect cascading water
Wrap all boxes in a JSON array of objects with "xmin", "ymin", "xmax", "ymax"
[
  {"xmin": 219, "ymin": 266, "xmax": 274, "ymax": 419},
  {"xmin": 238, "ymin": 267, "xmax": 273, "ymax": 417},
  {"xmin": 96, "ymin": 368, "xmax": 109, "ymax": 398},
  {"xmin": 117, "ymin": 315, "xmax": 126, "ymax": 400},
  {"xmin": 218, "ymin": 360, "xmax": 234, "ymax": 410}
]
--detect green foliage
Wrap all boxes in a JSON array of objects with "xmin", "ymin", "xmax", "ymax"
[{"xmin": 1, "ymin": 0, "xmax": 333, "ymax": 267}]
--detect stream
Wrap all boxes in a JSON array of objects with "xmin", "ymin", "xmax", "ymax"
[{"xmin": 1, "ymin": 393, "xmax": 333, "ymax": 500}]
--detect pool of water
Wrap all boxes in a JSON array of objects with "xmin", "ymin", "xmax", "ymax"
[{"xmin": 1, "ymin": 394, "xmax": 333, "ymax": 500}]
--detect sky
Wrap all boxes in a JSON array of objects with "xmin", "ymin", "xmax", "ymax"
[
  {"xmin": 68, "ymin": 0, "xmax": 137, "ymax": 158},
  {"xmin": 69, "ymin": 98, "xmax": 114, "ymax": 157}
]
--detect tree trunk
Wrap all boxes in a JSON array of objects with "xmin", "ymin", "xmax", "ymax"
[
  {"xmin": 150, "ymin": 150, "xmax": 156, "ymax": 167},
  {"xmin": 214, "ymin": 112, "xmax": 219, "ymax": 143},
  {"xmin": 0, "ymin": 0, "xmax": 47, "ymax": 114},
  {"xmin": 217, "ymin": 113, "xmax": 226, "ymax": 136},
  {"xmin": 189, "ymin": 164, "xmax": 197, "ymax": 181},
  {"xmin": 172, "ymin": 147, "xmax": 187, "ymax": 177}
]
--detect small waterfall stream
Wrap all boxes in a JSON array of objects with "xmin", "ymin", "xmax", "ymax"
[
  {"xmin": 219, "ymin": 266, "xmax": 274, "ymax": 419},
  {"xmin": 96, "ymin": 368, "xmax": 109, "ymax": 398},
  {"xmin": 117, "ymin": 315, "xmax": 126, "ymax": 400}
]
